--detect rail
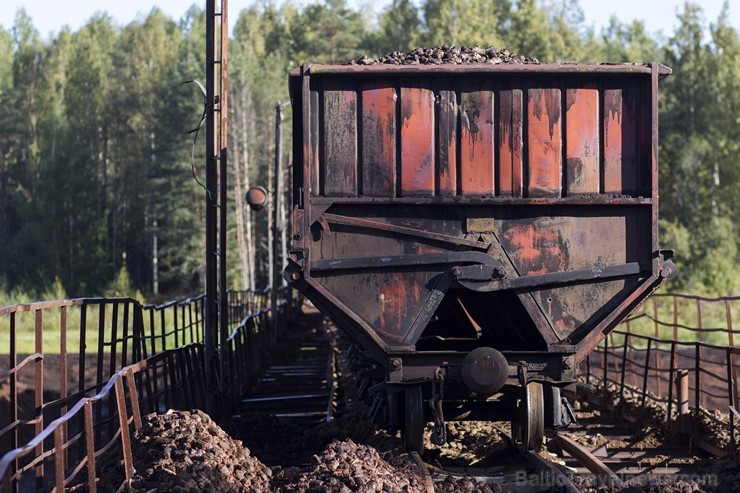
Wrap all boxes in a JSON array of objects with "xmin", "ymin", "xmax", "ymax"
[
  {"xmin": 0, "ymin": 287, "xmax": 289, "ymax": 491},
  {"xmin": 582, "ymin": 292, "xmax": 739, "ymax": 452}
]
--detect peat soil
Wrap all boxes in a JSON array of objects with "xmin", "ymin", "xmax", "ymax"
[{"xmin": 88, "ymin": 312, "xmax": 738, "ymax": 492}]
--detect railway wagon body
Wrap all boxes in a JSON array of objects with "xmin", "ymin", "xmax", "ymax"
[{"xmin": 286, "ymin": 62, "xmax": 676, "ymax": 452}]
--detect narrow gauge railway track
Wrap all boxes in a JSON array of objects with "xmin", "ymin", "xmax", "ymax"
[
  {"xmin": 229, "ymin": 310, "xmax": 583, "ymax": 491},
  {"xmin": 412, "ymin": 425, "xmax": 582, "ymax": 493},
  {"xmin": 228, "ymin": 309, "xmax": 712, "ymax": 491},
  {"xmin": 410, "ymin": 390, "xmax": 714, "ymax": 492},
  {"xmin": 542, "ymin": 386, "xmax": 714, "ymax": 490},
  {"xmin": 239, "ymin": 323, "xmax": 338, "ymax": 421},
  {"xmin": 230, "ymin": 308, "xmax": 341, "ymax": 465}
]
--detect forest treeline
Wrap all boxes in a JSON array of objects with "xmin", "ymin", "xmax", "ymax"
[{"xmin": 0, "ymin": 0, "xmax": 737, "ymax": 303}]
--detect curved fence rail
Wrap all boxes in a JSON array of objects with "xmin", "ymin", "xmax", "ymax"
[
  {"xmin": 582, "ymin": 292, "xmax": 739, "ymax": 450},
  {"xmin": 0, "ymin": 287, "xmax": 285, "ymax": 492}
]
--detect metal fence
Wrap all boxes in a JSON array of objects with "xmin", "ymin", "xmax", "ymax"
[
  {"xmin": 0, "ymin": 287, "xmax": 282, "ymax": 492},
  {"xmin": 583, "ymin": 292, "xmax": 740, "ymax": 445}
]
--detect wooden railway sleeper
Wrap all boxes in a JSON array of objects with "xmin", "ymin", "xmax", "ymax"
[{"xmin": 429, "ymin": 367, "xmax": 448, "ymax": 445}]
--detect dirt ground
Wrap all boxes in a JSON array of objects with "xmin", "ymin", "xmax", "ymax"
[
  {"xmin": 8, "ymin": 308, "xmax": 740, "ymax": 492},
  {"xmin": 88, "ymin": 409, "xmax": 430, "ymax": 493},
  {"xmin": 88, "ymin": 405, "xmax": 732, "ymax": 493}
]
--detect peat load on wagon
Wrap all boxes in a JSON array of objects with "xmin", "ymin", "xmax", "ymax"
[
  {"xmin": 348, "ymin": 44, "xmax": 539, "ymax": 65},
  {"xmin": 286, "ymin": 56, "xmax": 676, "ymax": 452}
]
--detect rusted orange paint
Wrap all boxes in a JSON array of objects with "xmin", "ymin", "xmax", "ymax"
[
  {"xmin": 400, "ymin": 86, "xmax": 435, "ymax": 196},
  {"xmin": 527, "ymin": 88, "xmax": 562, "ymax": 198},
  {"xmin": 565, "ymin": 85, "xmax": 599, "ymax": 194},
  {"xmin": 323, "ymin": 87, "xmax": 358, "ymax": 196},
  {"xmin": 362, "ymin": 83, "xmax": 397, "ymax": 197},
  {"xmin": 501, "ymin": 221, "xmax": 567, "ymax": 276},
  {"xmin": 603, "ymin": 84, "xmax": 638, "ymax": 195},
  {"xmin": 460, "ymin": 89, "xmax": 494, "ymax": 195},
  {"xmin": 498, "ymin": 88, "xmax": 523, "ymax": 197},
  {"xmin": 437, "ymin": 90, "xmax": 457, "ymax": 196},
  {"xmin": 375, "ymin": 273, "xmax": 425, "ymax": 342}
]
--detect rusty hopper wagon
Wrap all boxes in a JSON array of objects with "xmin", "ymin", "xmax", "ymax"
[{"xmin": 285, "ymin": 61, "xmax": 676, "ymax": 453}]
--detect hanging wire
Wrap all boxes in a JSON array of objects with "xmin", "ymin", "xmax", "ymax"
[{"xmin": 183, "ymin": 79, "xmax": 212, "ymax": 199}]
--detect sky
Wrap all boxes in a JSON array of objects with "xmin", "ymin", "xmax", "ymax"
[{"xmin": 0, "ymin": 0, "xmax": 737, "ymax": 42}]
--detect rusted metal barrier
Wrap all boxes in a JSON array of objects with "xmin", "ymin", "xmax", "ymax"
[
  {"xmin": 0, "ymin": 297, "xmax": 204, "ymax": 473},
  {"xmin": 0, "ymin": 287, "xmax": 288, "ymax": 491},
  {"xmin": 225, "ymin": 286, "xmax": 295, "ymax": 404},
  {"xmin": 0, "ymin": 348, "xmax": 207, "ymax": 492},
  {"xmin": 583, "ymin": 292, "xmax": 739, "ymax": 452}
]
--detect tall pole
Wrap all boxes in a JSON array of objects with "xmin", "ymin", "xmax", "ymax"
[
  {"xmin": 271, "ymin": 103, "xmax": 283, "ymax": 337},
  {"xmin": 204, "ymin": 0, "xmax": 228, "ymax": 416},
  {"xmin": 204, "ymin": 0, "xmax": 218, "ymax": 415},
  {"xmin": 218, "ymin": 0, "xmax": 229, "ymax": 408}
]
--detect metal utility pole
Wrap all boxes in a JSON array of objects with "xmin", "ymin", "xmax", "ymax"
[
  {"xmin": 205, "ymin": 0, "xmax": 228, "ymax": 416},
  {"xmin": 218, "ymin": 0, "xmax": 230, "ymax": 409}
]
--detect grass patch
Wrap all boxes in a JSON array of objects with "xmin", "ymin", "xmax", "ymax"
[
  {"xmin": 613, "ymin": 293, "xmax": 737, "ymax": 347},
  {"xmin": 1, "ymin": 298, "xmax": 205, "ymax": 356}
]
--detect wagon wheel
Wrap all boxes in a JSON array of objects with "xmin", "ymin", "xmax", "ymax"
[
  {"xmin": 517, "ymin": 382, "xmax": 544, "ymax": 451},
  {"xmin": 402, "ymin": 385, "xmax": 425, "ymax": 454}
]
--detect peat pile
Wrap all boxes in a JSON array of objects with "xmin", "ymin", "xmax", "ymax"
[
  {"xmin": 273, "ymin": 439, "xmax": 426, "ymax": 492},
  {"xmin": 434, "ymin": 475, "xmax": 501, "ymax": 493},
  {"xmin": 230, "ymin": 406, "xmax": 392, "ymax": 466},
  {"xmin": 349, "ymin": 45, "xmax": 538, "ymax": 65},
  {"xmin": 94, "ymin": 409, "xmax": 272, "ymax": 492},
  {"xmin": 425, "ymin": 421, "xmax": 510, "ymax": 468}
]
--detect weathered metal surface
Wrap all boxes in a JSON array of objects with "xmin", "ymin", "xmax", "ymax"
[
  {"xmin": 498, "ymin": 86, "xmax": 524, "ymax": 196},
  {"xmin": 309, "ymin": 196, "xmax": 653, "ymax": 205},
  {"xmin": 437, "ymin": 89, "xmax": 457, "ymax": 196},
  {"xmin": 305, "ymin": 203, "xmax": 660, "ymax": 348},
  {"xmin": 311, "ymin": 210, "xmax": 447, "ymax": 345},
  {"xmin": 400, "ymin": 84, "xmax": 435, "ymax": 196},
  {"xmin": 324, "ymin": 213, "xmax": 487, "ymax": 248},
  {"xmin": 527, "ymin": 87, "xmax": 562, "ymax": 198},
  {"xmin": 323, "ymin": 82, "xmax": 358, "ymax": 196},
  {"xmin": 361, "ymin": 82, "xmax": 396, "ymax": 196},
  {"xmin": 565, "ymin": 84, "xmax": 599, "ymax": 194},
  {"xmin": 650, "ymin": 65, "xmax": 660, "ymax": 253},
  {"xmin": 460, "ymin": 83, "xmax": 494, "ymax": 195},
  {"xmin": 287, "ymin": 63, "xmax": 672, "ymax": 407},
  {"xmin": 300, "ymin": 73, "xmax": 658, "ymax": 200},
  {"xmin": 603, "ymin": 81, "xmax": 639, "ymax": 195},
  {"xmin": 309, "ymin": 86, "xmax": 320, "ymax": 197}
]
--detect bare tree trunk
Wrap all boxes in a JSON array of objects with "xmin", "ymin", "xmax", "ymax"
[
  {"xmin": 150, "ymin": 130, "xmax": 158, "ymax": 294},
  {"xmin": 280, "ymin": 156, "xmax": 289, "ymax": 286},
  {"xmin": 241, "ymin": 84, "xmax": 256, "ymax": 289},
  {"xmin": 267, "ymin": 131, "xmax": 274, "ymax": 291},
  {"xmin": 232, "ymin": 90, "xmax": 249, "ymax": 290}
]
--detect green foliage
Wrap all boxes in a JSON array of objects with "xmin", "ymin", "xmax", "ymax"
[
  {"xmin": 661, "ymin": 215, "xmax": 740, "ymax": 296},
  {"xmin": 104, "ymin": 267, "xmax": 145, "ymax": 301},
  {"xmin": 0, "ymin": 0, "xmax": 737, "ymax": 298},
  {"xmin": 599, "ymin": 17, "xmax": 660, "ymax": 61},
  {"xmin": 655, "ymin": 2, "xmax": 739, "ymax": 295},
  {"xmin": 373, "ymin": 0, "xmax": 422, "ymax": 54},
  {"xmin": 291, "ymin": 0, "xmax": 366, "ymax": 63}
]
